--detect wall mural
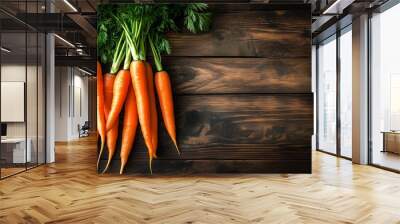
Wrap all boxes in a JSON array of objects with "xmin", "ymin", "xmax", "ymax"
[{"xmin": 97, "ymin": 3, "xmax": 312, "ymax": 174}]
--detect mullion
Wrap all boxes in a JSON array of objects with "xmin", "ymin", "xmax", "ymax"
[
  {"xmin": 336, "ymin": 30, "xmax": 341, "ymax": 157},
  {"xmin": 367, "ymin": 11, "xmax": 373, "ymax": 165},
  {"xmin": 0, "ymin": 16, "xmax": 2, "ymax": 179},
  {"xmin": 36, "ymin": 0, "xmax": 39, "ymax": 168},
  {"xmin": 25, "ymin": 0, "xmax": 28, "ymax": 171},
  {"xmin": 316, "ymin": 44, "xmax": 320, "ymax": 151},
  {"xmin": 44, "ymin": 0, "xmax": 48, "ymax": 164}
]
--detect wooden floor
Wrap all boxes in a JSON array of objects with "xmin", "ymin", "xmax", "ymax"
[
  {"xmin": 1, "ymin": 163, "xmax": 43, "ymax": 178},
  {"xmin": 0, "ymin": 136, "xmax": 400, "ymax": 223},
  {"xmin": 1, "ymin": 167, "xmax": 26, "ymax": 178},
  {"xmin": 372, "ymin": 150, "xmax": 400, "ymax": 171}
]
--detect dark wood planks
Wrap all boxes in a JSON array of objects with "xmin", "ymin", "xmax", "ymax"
[
  {"xmin": 167, "ymin": 9, "xmax": 310, "ymax": 57},
  {"xmin": 99, "ymin": 159, "xmax": 311, "ymax": 174},
  {"xmin": 165, "ymin": 57, "xmax": 311, "ymax": 94},
  {"xmin": 98, "ymin": 4, "xmax": 312, "ymax": 174},
  {"xmin": 100, "ymin": 94, "xmax": 312, "ymax": 161}
]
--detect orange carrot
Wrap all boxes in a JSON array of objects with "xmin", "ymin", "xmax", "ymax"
[
  {"xmin": 105, "ymin": 69, "xmax": 131, "ymax": 131},
  {"xmin": 102, "ymin": 74, "xmax": 118, "ymax": 173},
  {"xmin": 130, "ymin": 60, "xmax": 154, "ymax": 172},
  {"xmin": 155, "ymin": 71, "xmax": 179, "ymax": 154},
  {"xmin": 146, "ymin": 62, "xmax": 158, "ymax": 157},
  {"xmin": 103, "ymin": 74, "xmax": 115, "ymax": 120},
  {"xmin": 120, "ymin": 85, "xmax": 138, "ymax": 174},
  {"xmin": 104, "ymin": 124, "xmax": 118, "ymax": 173},
  {"xmin": 96, "ymin": 61, "xmax": 106, "ymax": 170}
]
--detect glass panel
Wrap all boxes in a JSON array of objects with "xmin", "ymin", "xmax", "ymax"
[
  {"xmin": 0, "ymin": 1, "xmax": 46, "ymax": 178},
  {"xmin": 27, "ymin": 31, "xmax": 38, "ymax": 169},
  {"xmin": 371, "ymin": 3, "xmax": 400, "ymax": 171},
  {"xmin": 1, "ymin": 30, "xmax": 27, "ymax": 177},
  {"xmin": 26, "ymin": 0, "xmax": 39, "ymax": 169},
  {"xmin": 340, "ymin": 28, "xmax": 352, "ymax": 158},
  {"xmin": 317, "ymin": 36, "xmax": 337, "ymax": 154},
  {"xmin": 0, "ymin": 0, "xmax": 28, "ymax": 178}
]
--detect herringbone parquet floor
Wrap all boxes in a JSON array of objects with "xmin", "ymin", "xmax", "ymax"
[{"xmin": 1, "ymin": 136, "xmax": 400, "ymax": 224}]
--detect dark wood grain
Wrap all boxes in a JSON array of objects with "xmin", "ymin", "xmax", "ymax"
[
  {"xmin": 100, "ymin": 94, "xmax": 313, "ymax": 161},
  {"xmin": 99, "ymin": 159, "xmax": 311, "ymax": 174},
  {"xmin": 100, "ymin": 129, "xmax": 311, "ymax": 161},
  {"xmin": 167, "ymin": 9, "xmax": 310, "ymax": 57},
  {"xmin": 98, "ymin": 5, "xmax": 312, "ymax": 174},
  {"xmin": 165, "ymin": 57, "xmax": 310, "ymax": 94}
]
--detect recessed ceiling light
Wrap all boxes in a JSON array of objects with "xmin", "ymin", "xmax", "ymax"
[
  {"xmin": 1, "ymin": 47, "xmax": 11, "ymax": 53},
  {"xmin": 54, "ymin": 34, "xmax": 75, "ymax": 48},
  {"xmin": 323, "ymin": 0, "xmax": 354, "ymax": 15},
  {"xmin": 77, "ymin": 67, "xmax": 93, "ymax": 76},
  {"xmin": 63, "ymin": 0, "xmax": 78, "ymax": 12}
]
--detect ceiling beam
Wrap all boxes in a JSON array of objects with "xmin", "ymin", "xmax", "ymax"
[
  {"xmin": 5, "ymin": 13, "xmax": 82, "ymax": 32},
  {"xmin": 67, "ymin": 13, "xmax": 97, "ymax": 47},
  {"xmin": 55, "ymin": 55, "xmax": 96, "ymax": 71}
]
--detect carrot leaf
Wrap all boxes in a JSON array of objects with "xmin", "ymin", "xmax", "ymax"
[{"xmin": 184, "ymin": 3, "xmax": 212, "ymax": 33}]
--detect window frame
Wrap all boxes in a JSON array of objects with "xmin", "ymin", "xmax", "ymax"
[
  {"xmin": 367, "ymin": 0, "xmax": 400, "ymax": 173},
  {"xmin": 315, "ymin": 24, "xmax": 353, "ymax": 161},
  {"xmin": 0, "ymin": 1, "xmax": 48, "ymax": 180}
]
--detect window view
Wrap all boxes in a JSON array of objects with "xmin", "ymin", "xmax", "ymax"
[
  {"xmin": 371, "ymin": 3, "xmax": 400, "ymax": 171},
  {"xmin": 317, "ymin": 36, "xmax": 337, "ymax": 154},
  {"xmin": 339, "ymin": 27, "xmax": 352, "ymax": 158}
]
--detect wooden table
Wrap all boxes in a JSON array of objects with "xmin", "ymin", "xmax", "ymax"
[{"xmin": 382, "ymin": 131, "xmax": 400, "ymax": 154}]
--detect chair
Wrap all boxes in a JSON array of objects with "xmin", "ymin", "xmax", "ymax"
[{"xmin": 78, "ymin": 121, "xmax": 90, "ymax": 138}]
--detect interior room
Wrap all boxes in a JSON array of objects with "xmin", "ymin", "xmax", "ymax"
[
  {"xmin": 0, "ymin": 14, "xmax": 46, "ymax": 178},
  {"xmin": 0, "ymin": 0, "xmax": 399, "ymax": 223}
]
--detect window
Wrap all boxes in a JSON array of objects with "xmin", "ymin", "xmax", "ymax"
[
  {"xmin": 339, "ymin": 27, "xmax": 352, "ymax": 158},
  {"xmin": 370, "ymin": 2, "xmax": 400, "ymax": 171},
  {"xmin": 317, "ymin": 35, "xmax": 337, "ymax": 154},
  {"xmin": 316, "ymin": 25, "xmax": 353, "ymax": 159}
]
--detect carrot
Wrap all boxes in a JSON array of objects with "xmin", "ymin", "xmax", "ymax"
[
  {"xmin": 96, "ymin": 61, "xmax": 106, "ymax": 170},
  {"xmin": 148, "ymin": 35, "xmax": 180, "ymax": 156},
  {"xmin": 120, "ymin": 85, "xmax": 138, "ymax": 174},
  {"xmin": 104, "ymin": 124, "xmax": 118, "ymax": 173},
  {"xmin": 101, "ymin": 38, "xmax": 131, "ymax": 173},
  {"xmin": 130, "ymin": 60, "xmax": 155, "ymax": 172},
  {"xmin": 102, "ymin": 74, "xmax": 118, "ymax": 173},
  {"xmin": 146, "ymin": 62, "xmax": 158, "ymax": 157},
  {"xmin": 103, "ymin": 74, "xmax": 115, "ymax": 119},
  {"xmin": 155, "ymin": 71, "xmax": 179, "ymax": 154},
  {"xmin": 105, "ymin": 69, "xmax": 131, "ymax": 131}
]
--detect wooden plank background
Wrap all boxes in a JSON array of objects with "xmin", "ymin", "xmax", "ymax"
[{"xmin": 99, "ymin": 4, "xmax": 312, "ymax": 174}]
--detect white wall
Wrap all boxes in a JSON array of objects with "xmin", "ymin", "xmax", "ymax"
[
  {"xmin": 1, "ymin": 65, "xmax": 38, "ymax": 137},
  {"xmin": 1, "ymin": 64, "xmax": 46, "ymax": 163},
  {"xmin": 72, "ymin": 72, "xmax": 89, "ymax": 138},
  {"xmin": 55, "ymin": 66, "xmax": 69, "ymax": 141},
  {"xmin": 1, "ymin": 64, "xmax": 27, "ymax": 139},
  {"xmin": 54, "ymin": 66, "xmax": 89, "ymax": 141}
]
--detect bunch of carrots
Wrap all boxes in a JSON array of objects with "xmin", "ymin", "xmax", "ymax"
[{"xmin": 97, "ymin": 4, "xmax": 211, "ymax": 174}]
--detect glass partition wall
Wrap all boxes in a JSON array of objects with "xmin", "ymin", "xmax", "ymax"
[
  {"xmin": 317, "ymin": 35, "xmax": 337, "ymax": 155},
  {"xmin": 370, "ymin": 2, "xmax": 400, "ymax": 171},
  {"xmin": 316, "ymin": 26, "xmax": 352, "ymax": 159},
  {"xmin": 0, "ymin": 2, "xmax": 46, "ymax": 179},
  {"xmin": 339, "ymin": 27, "xmax": 352, "ymax": 159}
]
